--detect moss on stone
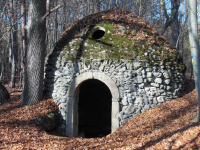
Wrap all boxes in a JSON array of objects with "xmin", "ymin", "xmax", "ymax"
[{"xmin": 58, "ymin": 20, "xmax": 185, "ymax": 71}]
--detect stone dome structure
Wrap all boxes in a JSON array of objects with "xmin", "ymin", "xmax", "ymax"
[{"xmin": 44, "ymin": 10, "xmax": 186, "ymax": 138}]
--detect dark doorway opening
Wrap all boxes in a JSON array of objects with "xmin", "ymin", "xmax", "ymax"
[{"xmin": 78, "ymin": 79, "xmax": 112, "ymax": 138}]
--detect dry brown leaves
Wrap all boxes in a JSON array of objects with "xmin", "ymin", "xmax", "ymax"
[{"xmin": 0, "ymin": 79, "xmax": 200, "ymax": 150}]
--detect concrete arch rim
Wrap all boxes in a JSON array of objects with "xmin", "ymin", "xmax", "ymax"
[{"xmin": 66, "ymin": 71, "xmax": 120, "ymax": 137}]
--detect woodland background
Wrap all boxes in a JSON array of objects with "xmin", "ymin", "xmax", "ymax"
[
  {"xmin": 1, "ymin": 1, "xmax": 200, "ymax": 149},
  {"xmin": 0, "ymin": 0, "xmax": 197, "ymax": 87}
]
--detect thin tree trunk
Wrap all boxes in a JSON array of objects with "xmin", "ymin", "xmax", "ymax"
[
  {"xmin": 61, "ymin": 0, "xmax": 66, "ymax": 32},
  {"xmin": 21, "ymin": 0, "xmax": 46, "ymax": 105},
  {"xmin": 171, "ymin": 0, "xmax": 180, "ymax": 49},
  {"xmin": 188, "ymin": 0, "xmax": 200, "ymax": 122},
  {"xmin": 9, "ymin": 0, "xmax": 17, "ymax": 88},
  {"xmin": 53, "ymin": 1, "xmax": 58, "ymax": 44},
  {"xmin": 46, "ymin": 0, "xmax": 50, "ymax": 54},
  {"xmin": 19, "ymin": 0, "xmax": 27, "ymax": 88}
]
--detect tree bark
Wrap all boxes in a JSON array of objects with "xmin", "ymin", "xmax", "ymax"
[
  {"xmin": 19, "ymin": 0, "xmax": 27, "ymax": 88},
  {"xmin": 8, "ymin": 0, "xmax": 18, "ymax": 88},
  {"xmin": 188, "ymin": 0, "xmax": 200, "ymax": 122},
  {"xmin": 87, "ymin": 0, "xmax": 100, "ymax": 14},
  {"xmin": 21, "ymin": 0, "xmax": 46, "ymax": 105},
  {"xmin": 171, "ymin": 0, "xmax": 180, "ymax": 49},
  {"xmin": 0, "ymin": 82, "xmax": 10, "ymax": 104},
  {"xmin": 160, "ymin": 0, "xmax": 180, "ymax": 36}
]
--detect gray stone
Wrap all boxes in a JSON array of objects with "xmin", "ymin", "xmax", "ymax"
[
  {"xmin": 163, "ymin": 71, "xmax": 170, "ymax": 78},
  {"xmin": 138, "ymin": 83, "xmax": 144, "ymax": 89},
  {"xmin": 119, "ymin": 111, "xmax": 124, "ymax": 119},
  {"xmin": 123, "ymin": 85, "xmax": 129, "ymax": 90},
  {"xmin": 134, "ymin": 76, "xmax": 143, "ymax": 83},
  {"xmin": 135, "ymin": 108, "xmax": 141, "ymax": 115},
  {"xmin": 157, "ymin": 88, "xmax": 165, "ymax": 93},
  {"xmin": 134, "ymin": 97, "xmax": 143, "ymax": 104},
  {"xmin": 164, "ymin": 79, "xmax": 170, "ymax": 85},
  {"xmin": 146, "ymin": 68, "xmax": 152, "ymax": 72},
  {"xmin": 150, "ymin": 87, "xmax": 156, "ymax": 91},
  {"xmin": 138, "ymin": 89, "xmax": 145, "ymax": 94},
  {"xmin": 151, "ymin": 83, "xmax": 159, "ymax": 87},
  {"xmin": 126, "ymin": 63, "xmax": 133, "ymax": 70},
  {"xmin": 161, "ymin": 92, "xmax": 167, "ymax": 96},
  {"xmin": 160, "ymin": 84, "xmax": 166, "ymax": 89},
  {"xmin": 127, "ymin": 98, "xmax": 133, "ymax": 103},
  {"xmin": 119, "ymin": 67, "xmax": 126, "ymax": 72},
  {"xmin": 122, "ymin": 98, "xmax": 128, "ymax": 105},
  {"xmin": 133, "ymin": 62, "xmax": 141, "ymax": 69},
  {"xmin": 122, "ymin": 114, "xmax": 132, "ymax": 120},
  {"xmin": 155, "ymin": 78, "xmax": 162, "ymax": 84},
  {"xmin": 148, "ymin": 96, "xmax": 153, "ymax": 101},
  {"xmin": 143, "ymin": 97, "xmax": 149, "ymax": 104},
  {"xmin": 166, "ymin": 86, "xmax": 171, "ymax": 90},
  {"xmin": 147, "ymin": 72, "xmax": 152, "ymax": 78},
  {"xmin": 127, "ymin": 93, "xmax": 132, "ymax": 98},
  {"xmin": 56, "ymin": 61, "xmax": 61, "ymax": 68},
  {"xmin": 153, "ymin": 97, "xmax": 157, "ymax": 104},
  {"xmin": 146, "ymin": 91, "xmax": 152, "ymax": 96},
  {"xmin": 147, "ymin": 77, "xmax": 153, "ymax": 82},
  {"xmin": 141, "ymin": 105, "xmax": 150, "ymax": 113},
  {"xmin": 151, "ymin": 104, "xmax": 156, "ymax": 107},
  {"xmin": 132, "ymin": 96, "xmax": 136, "ymax": 100},
  {"xmin": 123, "ymin": 105, "xmax": 137, "ymax": 114},
  {"xmin": 155, "ymin": 91, "xmax": 161, "ymax": 96},
  {"xmin": 145, "ymin": 87, "xmax": 150, "ymax": 91},
  {"xmin": 157, "ymin": 96, "xmax": 165, "ymax": 103},
  {"xmin": 153, "ymin": 72, "xmax": 162, "ymax": 78},
  {"xmin": 120, "ymin": 118, "xmax": 129, "ymax": 125}
]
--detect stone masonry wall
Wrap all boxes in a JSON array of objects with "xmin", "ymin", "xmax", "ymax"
[
  {"xmin": 44, "ymin": 56, "xmax": 185, "ymax": 128},
  {"xmin": 43, "ymin": 10, "xmax": 186, "ymax": 135}
]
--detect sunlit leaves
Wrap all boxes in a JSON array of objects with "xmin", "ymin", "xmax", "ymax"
[{"xmin": 0, "ymin": 80, "xmax": 200, "ymax": 149}]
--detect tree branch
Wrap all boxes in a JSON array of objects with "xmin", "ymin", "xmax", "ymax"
[
  {"xmin": 161, "ymin": 0, "xmax": 180, "ymax": 36},
  {"xmin": 42, "ymin": 4, "xmax": 62, "ymax": 20},
  {"xmin": 0, "ymin": 15, "xmax": 23, "ymax": 41},
  {"xmin": 161, "ymin": 0, "xmax": 169, "ymax": 21}
]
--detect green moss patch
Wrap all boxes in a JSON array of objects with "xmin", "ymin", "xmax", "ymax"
[{"xmin": 58, "ymin": 20, "xmax": 185, "ymax": 71}]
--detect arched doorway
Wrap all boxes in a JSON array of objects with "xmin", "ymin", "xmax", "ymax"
[
  {"xmin": 78, "ymin": 79, "xmax": 112, "ymax": 138},
  {"xmin": 66, "ymin": 72, "xmax": 119, "ymax": 137}
]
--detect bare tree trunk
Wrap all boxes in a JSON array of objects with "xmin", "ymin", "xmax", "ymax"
[
  {"xmin": 171, "ymin": 0, "xmax": 180, "ymax": 49},
  {"xmin": 160, "ymin": 0, "xmax": 180, "ymax": 36},
  {"xmin": 9, "ymin": 0, "xmax": 18, "ymax": 88},
  {"xmin": 53, "ymin": 1, "xmax": 58, "ymax": 44},
  {"xmin": 188, "ymin": 0, "xmax": 200, "ymax": 122},
  {"xmin": 19, "ymin": 0, "xmax": 27, "ymax": 88},
  {"xmin": 46, "ymin": 0, "xmax": 50, "ymax": 54},
  {"xmin": 61, "ymin": 0, "xmax": 66, "ymax": 32},
  {"xmin": 87, "ymin": 0, "xmax": 100, "ymax": 14},
  {"xmin": 0, "ymin": 82, "xmax": 10, "ymax": 104},
  {"xmin": 21, "ymin": 0, "xmax": 46, "ymax": 105}
]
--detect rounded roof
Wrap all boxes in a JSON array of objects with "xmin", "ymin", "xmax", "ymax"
[{"xmin": 47, "ymin": 10, "xmax": 185, "ymax": 71}]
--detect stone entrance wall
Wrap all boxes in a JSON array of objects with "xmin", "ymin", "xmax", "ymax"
[
  {"xmin": 43, "ymin": 10, "xmax": 185, "ymax": 137},
  {"xmin": 44, "ymin": 58, "xmax": 185, "ymax": 137}
]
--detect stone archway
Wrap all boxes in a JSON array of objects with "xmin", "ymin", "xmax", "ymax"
[{"xmin": 65, "ymin": 72, "xmax": 120, "ymax": 137}]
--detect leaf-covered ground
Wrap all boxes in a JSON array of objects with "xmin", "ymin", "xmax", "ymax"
[{"xmin": 0, "ymin": 79, "xmax": 200, "ymax": 150}]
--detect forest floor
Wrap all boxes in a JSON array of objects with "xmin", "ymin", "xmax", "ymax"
[{"xmin": 0, "ymin": 78, "xmax": 200, "ymax": 150}]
